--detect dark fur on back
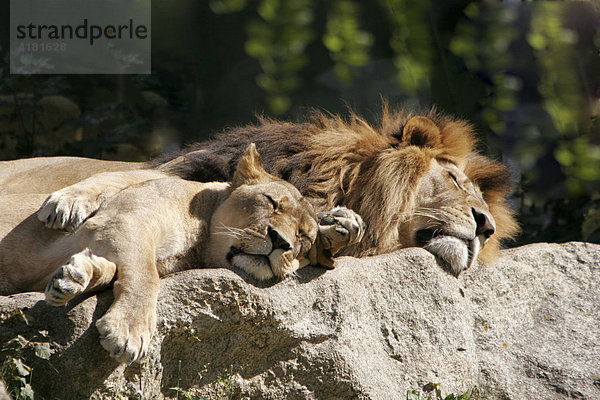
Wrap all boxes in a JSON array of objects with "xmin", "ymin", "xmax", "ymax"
[
  {"xmin": 152, "ymin": 106, "xmax": 518, "ymax": 257},
  {"xmin": 152, "ymin": 120, "xmax": 319, "ymax": 193}
]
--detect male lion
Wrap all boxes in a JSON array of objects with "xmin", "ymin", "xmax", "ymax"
[
  {"xmin": 0, "ymin": 144, "xmax": 364, "ymax": 363},
  {"xmin": 35, "ymin": 106, "xmax": 519, "ymax": 275}
]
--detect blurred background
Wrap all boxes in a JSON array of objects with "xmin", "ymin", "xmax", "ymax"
[{"xmin": 0, "ymin": 0, "xmax": 598, "ymax": 245}]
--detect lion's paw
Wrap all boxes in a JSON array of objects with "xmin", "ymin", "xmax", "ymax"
[
  {"xmin": 45, "ymin": 251, "xmax": 93, "ymax": 306},
  {"xmin": 96, "ymin": 306, "xmax": 156, "ymax": 364},
  {"xmin": 37, "ymin": 188, "xmax": 99, "ymax": 231},
  {"xmin": 317, "ymin": 206, "xmax": 365, "ymax": 253}
]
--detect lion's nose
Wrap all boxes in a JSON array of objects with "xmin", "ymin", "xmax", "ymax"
[
  {"xmin": 268, "ymin": 227, "xmax": 292, "ymax": 251},
  {"xmin": 472, "ymin": 208, "xmax": 495, "ymax": 238}
]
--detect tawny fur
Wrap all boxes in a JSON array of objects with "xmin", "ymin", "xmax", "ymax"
[
  {"xmin": 0, "ymin": 104, "xmax": 517, "ymax": 281},
  {"xmin": 156, "ymin": 105, "xmax": 519, "ymax": 260}
]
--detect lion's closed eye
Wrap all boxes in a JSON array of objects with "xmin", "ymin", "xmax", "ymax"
[{"xmin": 449, "ymin": 172, "xmax": 460, "ymax": 188}]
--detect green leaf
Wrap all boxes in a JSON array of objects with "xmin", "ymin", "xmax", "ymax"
[
  {"xmin": 406, "ymin": 390, "xmax": 422, "ymax": 400},
  {"xmin": 527, "ymin": 32, "xmax": 546, "ymax": 50},
  {"xmin": 324, "ymin": 35, "xmax": 343, "ymax": 52},
  {"xmin": 257, "ymin": 0, "xmax": 280, "ymax": 22},
  {"xmin": 12, "ymin": 309, "xmax": 29, "ymax": 325},
  {"xmin": 169, "ymin": 387, "xmax": 193, "ymax": 400},
  {"xmin": 7, "ymin": 335, "xmax": 29, "ymax": 350},
  {"xmin": 11, "ymin": 358, "xmax": 31, "ymax": 377},
  {"xmin": 34, "ymin": 342, "xmax": 55, "ymax": 360},
  {"xmin": 19, "ymin": 383, "xmax": 35, "ymax": 400},
  {"xmin": 267, "ymin": 94, "xmax": 291, "ymax": 115}
]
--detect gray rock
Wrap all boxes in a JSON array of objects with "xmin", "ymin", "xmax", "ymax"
[{"xmin": 0, "ymin": 242, "xmax": 598, "ymax": 399}]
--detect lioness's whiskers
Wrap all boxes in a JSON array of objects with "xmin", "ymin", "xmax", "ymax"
[
  {"xmin": 218, "ymin": 229, "xmax": 243, "ymax": 237},
  {"xmin": 218, "ymin": 222, "xmax": 245, "ymax": 233},
  {"xmin": 215, "ymin": 223, "xmax": 249, "ymax": 238},
  {"xmin": 211, "ymin": 232, "xmax": 244, "ymax": 239}
]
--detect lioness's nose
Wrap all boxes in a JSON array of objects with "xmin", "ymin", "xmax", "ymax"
[
  {"xmin": 268, "ymin": 227, "xmax": 292, "ymax": 251},
  {"xmin": 472, "ymin": 208, "xmax": 495, "ymax": 238}
]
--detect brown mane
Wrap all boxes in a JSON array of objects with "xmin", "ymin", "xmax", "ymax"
[{"xmin": 157, "ymin": 104, "xmax": 519, "ymax": 260}]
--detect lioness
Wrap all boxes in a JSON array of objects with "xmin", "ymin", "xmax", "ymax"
[
  {"xmin": 0, "ymin": 144, "xmax": 364, "ymax": 363},
  {"xmin": 34, "ymin": 107, "xmax": 519, "ymax": 275}
]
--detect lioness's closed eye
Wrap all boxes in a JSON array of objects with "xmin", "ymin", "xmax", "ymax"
[{"xmin": 0, "ymin": 143, "xmax": 364, "ymax": 364}]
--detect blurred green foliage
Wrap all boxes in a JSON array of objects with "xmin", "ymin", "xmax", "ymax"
[
  {"xmin": 231, "ymin": 0, "xmax": 316, "ymax": 114},
  {"xmin": 324, "ymin": 0, "xmax": 373, "ymax": 84},
  {"xmin": 382, "ymin": 0, "xmax": 434, "ymax": 95},
  {"xmin": 0, "ymin": 0, "xmax": 598, "ymax": 244}
]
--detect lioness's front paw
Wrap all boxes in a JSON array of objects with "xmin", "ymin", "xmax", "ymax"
[
  {"xmin": 37, "ymin": 189, "xmax": 99, "ymax": 231},
  {"xmin": 96, "ymin": 307, "xmax": 156, "ymax": 364},
  {"xmin": 317, "ymin": 206, "xmax": 365, "ymax": 253},
  {"xmin": 45, "ymin": 252, "xmax": 93, "ymax": 306}
]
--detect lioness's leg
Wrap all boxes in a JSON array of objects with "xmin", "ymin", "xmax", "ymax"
[
  {"xmin": 95, "ymin": 254, "xmax": 159, "ymax": 364},
  {"xmin": 44, "ymin": 210, "xmax": 161, "ymax": 363},
  {"xmin": 37, "ymin": 169, "xmax": 169, "ymax": 231},
  {"xmin": 45, "ymin": 248, "xmax": 116, "ymax": 306},
  {"xmin": 46, "ymin": 244, "xmax": 159, "ymax": 363},
  {"xmin": 82, "ymin": 235, "xmax": 161, "ymax": 363}
]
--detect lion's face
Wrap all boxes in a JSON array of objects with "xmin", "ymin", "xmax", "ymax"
[
  {"xmin": 313, "ymin": 113, "xmax": 518, "ymax": 273},
  {"xmin": 207, "ymin": 145, "xmax": 318, "ymax": 280},
  {"xmin": 406, "ymin": 158, "xmax": 496, "ymax": 275}
]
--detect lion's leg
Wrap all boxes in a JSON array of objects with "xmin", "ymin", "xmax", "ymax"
[
  {"xmin": 95, "ymin": 254, "xmax": 159, "ymax": 364},
  {"xmin": 45, "ymin": 248, "xmax": 116, "ymax": 306},
  {"xmin": 310, "ymin": 206, "xmax": 365, "ymax": 268},
  {"xmin": 37, "ymin": 169, "xmax": 169, "ymax": 232}
]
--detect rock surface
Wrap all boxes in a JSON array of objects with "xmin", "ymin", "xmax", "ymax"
[{"xmin": 1, "ymin": 242, "xmax": 599, "ymax": 399}]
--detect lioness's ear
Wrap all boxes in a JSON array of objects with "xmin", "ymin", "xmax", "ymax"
[
  {"xmin": 232, "ymin": 143, "xmax": 271, "ymax": 187},
  {"xmin": 402, "ymin": 116, "xmax": 442, "ymax": 148}
]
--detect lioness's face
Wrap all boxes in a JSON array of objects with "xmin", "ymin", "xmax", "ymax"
[
  {"xmin": 409, "ymin": 158, "xmax": 496, "ymax": 275},
  {"xmin": 206, "ymin": 144, "xmax": 318, "ymax": 280},
  {"xmin": 209, "ymin": 181, "xmax": 317, "ymax": 280}
]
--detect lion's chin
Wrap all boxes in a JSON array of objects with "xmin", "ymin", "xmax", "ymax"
[{"xmin": 424, "ymin": 235, "xmax": 480, "ymax": 276}]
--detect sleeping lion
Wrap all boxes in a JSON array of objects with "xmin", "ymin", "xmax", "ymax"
[
  {"xmin": 30, "ymin": 106, "xmax": 519, "ymax": 275},
  {"xmin": 0, "ymin": 144, "xmax": 364, "ymax": 363}
]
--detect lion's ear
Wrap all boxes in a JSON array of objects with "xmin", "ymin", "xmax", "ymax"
[
  {"xmin": 402, "ymin": 116, "xmax": 442, "ymax": 148},
  {"xmin": 232, "ymin": 143, "xmax": 271, "ymax": 188}
]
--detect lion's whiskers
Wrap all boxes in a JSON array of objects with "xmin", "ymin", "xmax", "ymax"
[
  {"xmin": 413, "ymin": 211, "xmax": 444, "ymax": 223},
  {"xmin": 419, "ymin": 223, "xmax": 440, "ymax": 231},
  {"xmin": 414, "ymin": 207, "xmax": 457, "ymax": 226}
]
